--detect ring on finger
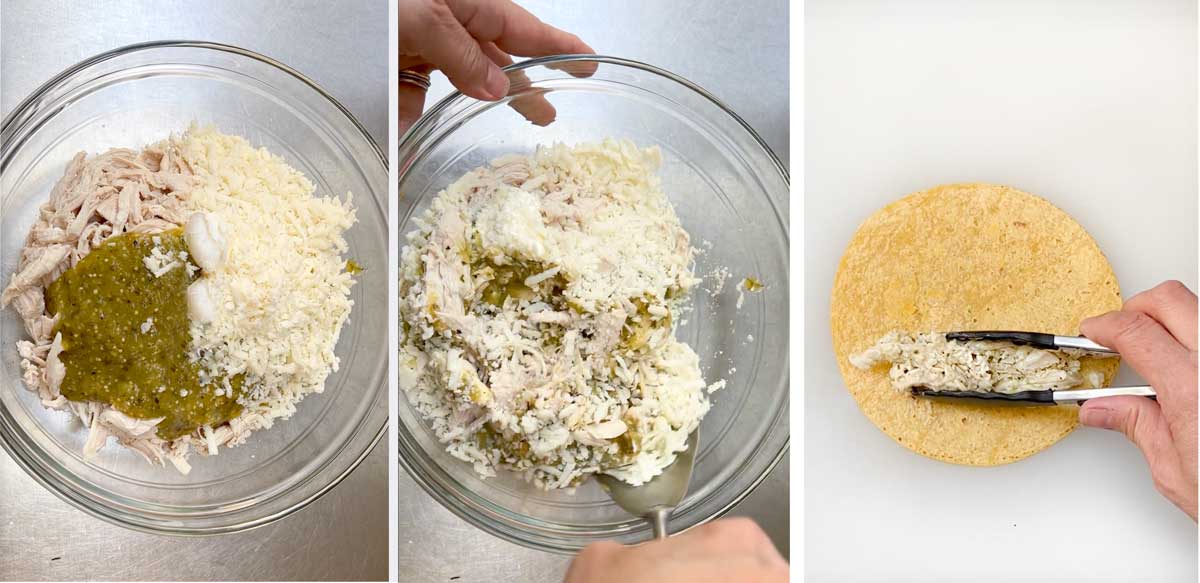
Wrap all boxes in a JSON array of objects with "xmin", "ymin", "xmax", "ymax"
[{"xmin": 399, "ymin": 70, "xmax": 432, "ymax": 91}]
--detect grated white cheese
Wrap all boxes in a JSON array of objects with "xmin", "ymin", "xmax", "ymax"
[
  {"xmin": 143, "ymin": 243, "xmax": 183, "ymax": 277},
  {"xmin": 706, "ymin": 265, "xmax": 731, "ymax": 297},
  {"xmin": 176, "ymin": 126, "xmax": 356, "ymax": 428}
]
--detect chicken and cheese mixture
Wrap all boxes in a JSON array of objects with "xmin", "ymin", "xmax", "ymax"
[
  {"xmin": 2, "ymin": 125, "xmax": 356, "ymax": 473},
  {"xmin": 850, "ymin": 331, "xmax": 1105, "ymax": 393},
  {"xmin": 399, "ymin": 139, "xmax": 714, "ymax": 489}
]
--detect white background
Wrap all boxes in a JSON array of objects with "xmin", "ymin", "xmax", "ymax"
[{"xmin": 805, "ymin": 0, "xmax": 1198, "ymax": 581}]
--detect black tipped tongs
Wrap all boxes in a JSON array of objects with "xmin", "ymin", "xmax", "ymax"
[
  {"xmin": 944, "ymin": 331, "xmax": 1117, "ymax": 354},
  {"xmin": 909, "ymin": 331, "xmax": 1157, "ymax": 405}
]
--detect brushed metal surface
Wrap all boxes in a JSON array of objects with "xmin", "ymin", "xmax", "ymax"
[
  {"xmin": 0, "ymin": 444, "xmax": 388, "ymax": 581},
  {"xmin": 397, "ymin": 1, "xmax": 790, "ymax": 581},
  {"xmin": 0, "ymin": 0, "xmax": 388, "ymax": 581}
]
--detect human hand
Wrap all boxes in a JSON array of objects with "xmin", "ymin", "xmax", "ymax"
[
  {"xmin": 565, "ymin": 518, "xmax": 790, "ymax": 583},
  {"xmin": 398, "ymin": 0, "xmax": 594, "ymax": 132},
  {"xmin": 1078, "ymin": 280, "xmax": 1198, "ymax": 520}
]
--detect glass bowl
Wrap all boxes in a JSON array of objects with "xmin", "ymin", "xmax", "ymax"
[
  {"xmin": 0, "ymin": 42, "xmax": 389, "ymax": 534},
  {"xmin": 396, "ymin": 55, "xmax": 789, "ymax": 553}
]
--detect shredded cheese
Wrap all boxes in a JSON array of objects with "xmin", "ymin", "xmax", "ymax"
[
  {"xmin": 176, "ymin": 126, "xmax": 356, "ymax": 426},
  {"xmin": 143, "ymin": 241, "xmax": 183, "ymax": 277}
]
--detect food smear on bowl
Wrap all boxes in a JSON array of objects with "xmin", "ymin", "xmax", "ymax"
[
  {"xmin": 1, "ymin": 125, "xmax": 358, "ymax": 473},
  {"xmin": 741, "ymin": 277, "xmax": 764, "ymax": 292},
  {"xmin": 736, "ymin": 276, "xmax": 764, "ymax": 309},
  {"xmin": 399, "ymin": 139, "xmax": 720, "ymax": 489}
]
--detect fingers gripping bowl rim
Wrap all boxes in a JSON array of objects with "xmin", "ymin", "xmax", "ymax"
[
  {"xmin": 0, "ymin": 41, "xmax": 389, "ymax": 535},
  {"xmin": 397, "ymin": 55, "xmax": 790, "ymax": 553}
]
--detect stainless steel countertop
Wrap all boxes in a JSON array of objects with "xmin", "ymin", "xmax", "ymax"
[
  {"xmin": 0, "ymin": 1, "xmax": 388, "ymax": 581},
  {"xmin": 397, "ymin": 2, "xmax": 790, "ymax": 581},
  {"xmin": 1, "ymin": 1, "xmax": 789, "ymax": 581}
]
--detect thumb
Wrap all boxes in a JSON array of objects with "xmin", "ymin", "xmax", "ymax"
[
  {"xmin": 1080, "ymin": 396, "xmax": 1174, "ymax": 457},
  {"xmin": 1080, "ymin": 396, "xmax": 1190, "ymax": 513}
]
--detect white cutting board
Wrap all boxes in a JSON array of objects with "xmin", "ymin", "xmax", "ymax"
[{"xmin": 805, "ymin": 1, "xmax": 1198, "ymax": 581}]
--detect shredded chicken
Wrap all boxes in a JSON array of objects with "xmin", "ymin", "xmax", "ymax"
[
  {"xmin": 850, "ymin": 331, "xmax": 1107, "ymax": 393},
  {"xmin": 1, "ymin": 144, "xmax": 198, "ymax": 469}
]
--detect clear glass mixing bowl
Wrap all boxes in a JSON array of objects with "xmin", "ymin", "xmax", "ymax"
[
  {"xmin": 396, "ymin": 55, "xmax": 789, "ymax": 553},
  {"xmin": 0, "ymin": 42, "xmax": 389, "ymax": 534}
]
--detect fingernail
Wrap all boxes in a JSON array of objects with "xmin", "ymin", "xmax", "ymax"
[
  {"xmin": 485, "ymin": 67, "xmax": 509, "ymax": 100},
  {"xmin": 1080, "ymin": 406, "xmax": 1116, "ymax": 429}
]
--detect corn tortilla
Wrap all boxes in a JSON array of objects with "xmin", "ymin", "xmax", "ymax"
[{"xmin": 831, "ymin": 183, "xmax": 1122, "ymax": 465}]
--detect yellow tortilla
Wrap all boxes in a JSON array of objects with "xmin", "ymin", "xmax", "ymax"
[{"xmin": 831, "ymin": 183, "xmax": 1121, "ymax": 465}]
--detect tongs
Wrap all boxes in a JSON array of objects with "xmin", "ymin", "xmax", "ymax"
[
  {"xmin": 909, "ymin": 330, "xmax": 1157, "ymax": 405},
  {"xmin": 944, "ymin": 331, "xmax": 1116, "ymax": 354}
]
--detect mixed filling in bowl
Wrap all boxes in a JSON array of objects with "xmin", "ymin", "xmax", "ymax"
[
  {"xmin": 399, "ymin": 139, "xmax": 721, "ymax": 489},
  {"xmin": 2, "ymin": 125, "xmax": 357, "ymax": 473}
]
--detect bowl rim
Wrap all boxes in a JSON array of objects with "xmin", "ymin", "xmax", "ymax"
[
  {"xmin": 0, "ymin": 40, "xmax": 389, "ymax": 536},
  {"xmin": 395, "ymin": 53, "xmax": 790, "ymax": 554}
]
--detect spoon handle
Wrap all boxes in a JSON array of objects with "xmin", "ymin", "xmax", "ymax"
[{"xmin": 648, "ymin": 507, "xmax": 670, "ymax": 539}]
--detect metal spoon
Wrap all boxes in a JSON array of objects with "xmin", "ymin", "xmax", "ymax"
[{"xmin": 596, "ymin": 431, "xmax": 698, "ymax": 539}]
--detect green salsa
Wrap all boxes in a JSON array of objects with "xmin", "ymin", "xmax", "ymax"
[
  {"xmin": 473, "ymin": 260, "xmax": 550, "ymax": 308},
  {"xmin": 620, "ymin": 295, "xmax": 672, "ymax": 350},
  {"xmin": 45, "ymin": 229, "xmax": 243, "ymax": 440}
]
